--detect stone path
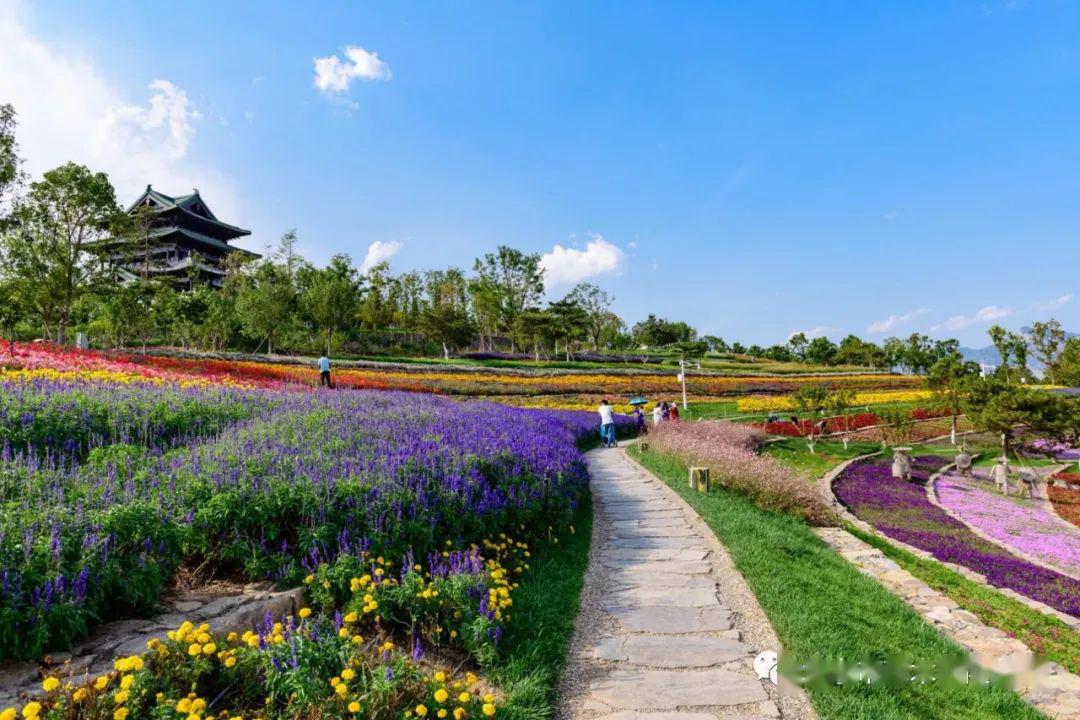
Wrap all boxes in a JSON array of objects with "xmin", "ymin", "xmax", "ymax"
[
  {"xmin": 559, "ymin": 447, "xmax": 814, "ymax": 720},
  {"xmin": 0, "ymin": 583, "xmax": 304, "ymax": 706}
]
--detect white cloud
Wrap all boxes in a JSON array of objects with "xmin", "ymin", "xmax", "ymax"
[
  {"xmin": 931, "ymin": 305, "xmax": 1013, "ymax": 332},
  {"xmin": 0, "ymin": 2, "xmax": 238, "ymax": 218},
  {"xmin": 105, "ymin": 79, "xmax": 201, "ymax": 161},
  {"xmin": 867, "ymin": 307, "xmax": 930, "ymax": 334},
  {"xmin": 313, "ymin": 45, "xmax": 391, "ymax": 95},
  {"xmin": 1033, "ymin": 294, "xmax": 1073, "ymax": 312},
  {"xmin": 540, "ymin": 234, "xmax": 626, "ymax": 287},
  {"xmin": 361, "ymin": 239, "xmax": 403, "ymax": 272}
]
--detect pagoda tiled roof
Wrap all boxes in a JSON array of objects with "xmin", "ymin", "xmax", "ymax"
[{"xmin": 129, "ymin": 185, "xmax": 252, "ymax": 240}]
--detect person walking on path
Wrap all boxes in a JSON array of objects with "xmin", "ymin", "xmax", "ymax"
[
  {"xmin": 668, "ymin": 402, "xmax": 680, "ymax": 421},
  {"xmin": 652, "ymin": 403, "xmax": 663, "ymax": 426},
  {"xmin": 633, "ymin": 405, "xmax": 647, "ymax": 436},
  {"xmin": 598, "ymin": 399, "xmax": 616, "ymax": 448},
  {"xmin": 318, "ymin": 354, "xmax": 333, "ymax": 388}
]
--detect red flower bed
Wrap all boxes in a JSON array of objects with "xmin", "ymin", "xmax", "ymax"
[
  {"xmin": 756, "ymin": 412, "xmax": 880, "ymax": 437},
  {"xmin": 910, "ymin": 407, "xmax": 950, "ymax": 420}
]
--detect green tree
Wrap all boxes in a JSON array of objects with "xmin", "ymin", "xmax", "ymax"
[
  {"xmin": 419, "ymin": 303, "xmax": 476, "ymax": 359},
  {"xmin": 512, "ymin": 309, "xmax": 558, "ymax": 361},
  {"xmin": 0, "ymin": 104, "xmax": 25, "ymax": 223},
  {"xmin": 235, "ymin": 256, "xmax": 295, "ymax": 355},
  {"xmin": 805, "ymin": 336, "xmax": 838, "ymax": 365},
  {"xmin": 1, "ymin": 163, "xmax": 121, "ymax": 342},
  {"xmin": 702, "ymin": 335, "xmax": 728, "ymax": 354},
  {"xmin": 548, "ymin": 297, "xmax": 588, "ymax": 360},
  {"xmin": 964, "ymin": 379, "xmax": 1077, "ymax": 457},
  {"xmin": 988, "ymin": 325, "xmax": 1029, "ymax": 383},
  {"xmin": 0, "ymin": 278, "xmax": 23, "ymax": 353},
  {"xmin": 566, "ymin": 282, "xmax": 615, "ymax": 350},
  {"xmin": 359, "ymin": 261, "xmax": 396, "ymax": 331},
  {"xmin": 472, "ymin": 246, "xmax": 544, "ymax": 344},
  {"xmin": 788, "ymin": 332, "xmax": 809, "ymax": 362},
  {"xmin": 927, "ymin": 353, "xmax": 981, "ymax": 445},
  {"xmin": 1057, "ymin": 338, "xmax": 1080, "ymax": 387},
  {"xmin": 299, "ymin": 254, "xmax": 360, "ymax": 354},
  {"xmin": 790, "ymin": 384, "xmax": 832, "ymax": 453},
  {"xmin": 1029, "ymin": 319, "xmax": 1066, "ymax": 384}
]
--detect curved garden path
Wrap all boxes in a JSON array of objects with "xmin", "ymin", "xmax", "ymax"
[{"xmin": 558, "ymin": 446, "xmax": 813, "ymax": 720}]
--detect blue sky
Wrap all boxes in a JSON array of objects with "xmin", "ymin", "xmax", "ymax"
[{"xmin": 2, "ymin": 0, "xmax": 1078, "ymax": 346}]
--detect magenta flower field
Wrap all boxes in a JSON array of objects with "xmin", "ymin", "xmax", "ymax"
[
  {"xmin": 936, "ymin": 474, "xmax": 1080, "ymax": 578},
  {"xmin": 834, "ymin": 456, "xmax": 1080, "ymax": 618}
]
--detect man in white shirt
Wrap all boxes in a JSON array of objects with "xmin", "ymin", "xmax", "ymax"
[{"xmin": 598, "ymin": 399, "xmax": 616, "ymax": 447}]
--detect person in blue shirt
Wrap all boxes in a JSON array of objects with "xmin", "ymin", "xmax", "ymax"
[{"xmin": 318, "ymin": 355, "xmax": 333, "ymax": 388}]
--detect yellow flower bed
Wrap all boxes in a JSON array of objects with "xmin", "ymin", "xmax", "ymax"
[
  {"xmin": 736, "ymin": 389, "xmax": 933, "ymax": 413},
  {"xmin": 0, "ymin": 367, "xmax": 225, "ymax": 389}
]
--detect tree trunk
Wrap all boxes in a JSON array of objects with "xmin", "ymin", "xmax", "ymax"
[{"xmin": 442, "ymin": 341, "xmax": 450, "ymax": 360}]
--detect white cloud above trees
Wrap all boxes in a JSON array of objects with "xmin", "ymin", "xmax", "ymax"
[
  {"xmin": 0, "ymin": 2, "xmax": 237, "ymax": 217},
  {"xmin": 361, "ymin": 239, "xmax": 403, "ymax": 272},
  {"xmin": 540, "ymin": 234, "xmax": 625, "ymax": 288}
]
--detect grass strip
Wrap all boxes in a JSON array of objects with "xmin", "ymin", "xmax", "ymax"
[
  {"xmin": 629, "ymin": 447, "xmax": 1043, "ymax": 720},
  {"xmin": 493, "ymin": 497, "xmax": 593, "ymax": 720},
  {"xmin": 845, "ymin": 522, "xmax": 1080, "ymax": 674}
]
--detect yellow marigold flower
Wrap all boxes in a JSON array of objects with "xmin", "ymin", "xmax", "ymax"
[
  {"xmin": 434, "ymin": 671, "xmax": 446, "ymax": 682},
  {"xmin": 434, "ymin": 689, "xmax": 449, "ymax": 704},
  {"xmin": 120, "ymin": 674, "xmax": 134, "ymax": 689},
  {"xmin": 226, "ymin": 632, "xmax": 238, "ymax": 643},
  {"xmin": 196, "ymin": 632, "xmax": 211, "ymax": 644},
  {"xmin": 0, "ymin": 709, "xmax": 15, "ymax": 720},
  {"xmin": 458, "ymin": 693, "xmax": 471, "ymax": 704},
  {"xmin": 200, "ymin": 642, "xmax": 215, "ymax": 655},
  {"xmin": 20, "ymin": 703, "xmax": 40, "ymax": 719},
  {"xmin": 298, "ymin": 607, "xmax": 312, "ymax": 618},
  {"xmin": 351, "ymin": 635, "xmax": 364, "ymax": 644},
  {"xmin": 191, "ymin": 698, "xmax": 206, "ymax": 712},
  {"xmin": 114, "ymin": 709, "xmax": 129, "ymax": 720},
  {"xmin": 176, "ymin": 698, "xmax": 192, "ymax": 713},
  {"xmin": 416, "ymin": 705, "xmax": 429, "ymax": 717},
  {"xmin": 453, "ymin": 708, "xmax": 467, "ymax": 720},
  {"xmin": 338, "ymin": 628, "xmax": 350, "ymax": 639},
  {"xmin": 373, "ymin": 568, "xmax": 384, "ymax": 577},
  {"xmin": 348, "ymin": 703, "xmax": 361, "ymax": 714},
  {"xmin": 72, "ymin": 689, "xmax": 88, "ymax": 702},
  {"xmin": 113, "ymin": 690, "xmax": 129, "ymax": 704},
  {"xmin": 304, "ymin": 575, "xmax": 314, "ymax": 584},
  {"xmin": 41, "ymin": 677, "xmax": 60, "ymax": 693},
  {"xmin": 224, "ymin": 657, "xmax": 237, "ymax": 668},
  {"xmin": 188, "ymin": 643, "xmax": 202, "ymax": 656},
  {"xmin": 94, "ymin": 676, "xmax": 110, "ymax": 690},
  {"xmin": 482, "ymin": 704, "xmax": 496, "ymax": 717},
  {"xmin": 344, "ymin": 612, "xmax": 358, "ymax": 623},
  {"xmin": 438, "ymin": 711, "xmax": 448, "ymax": 719},
  {"xmin": 341, "ymin": 669, "xmax": 356, "ymax": 681},
  {"xmin": 465, "ymin": 673, "xmax": 478, "ymax": 686}
]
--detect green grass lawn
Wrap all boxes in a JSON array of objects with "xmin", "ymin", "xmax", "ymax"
[
  {"xmin": 763, "ymin": 437, "xmax": 883, "ymax": 478},
  {"xmin": 629, "ymin": 447, "xmax": 1044, "ymax": 720},
  {"xmin": 493, "ymin": 498, "xmax": 593, "ymax": 720},
  {"xmin": 845, "ymin": 524, "xmax": 1080, "ymax": 675}
]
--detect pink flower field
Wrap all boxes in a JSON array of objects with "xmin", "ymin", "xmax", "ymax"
[{"xmin": 935, "ymin": 473, "xmax": 1080, "ymax": 579}]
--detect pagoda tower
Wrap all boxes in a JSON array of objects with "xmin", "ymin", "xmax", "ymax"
[{"xmin": 103, "ymin": 185, "xmax": 258, "ymax": 290}]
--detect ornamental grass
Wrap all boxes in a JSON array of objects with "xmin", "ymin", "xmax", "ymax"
[{"xmin": 646, "ymin": 421, "xmax": 836, "ymax": 526}]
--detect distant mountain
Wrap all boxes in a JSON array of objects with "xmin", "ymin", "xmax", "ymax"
[{"xmin": 960, "ymin": 326, "xmax": 1078, "ymax": 376}]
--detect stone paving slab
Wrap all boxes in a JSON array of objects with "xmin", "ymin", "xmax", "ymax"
[
  {"xmin": 559, "ymin": 447, "xmax": 804, "ymax": 719},
  {"xmin": 590, "ymin": 670, "xmax": 768, "ymax": 709}
]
